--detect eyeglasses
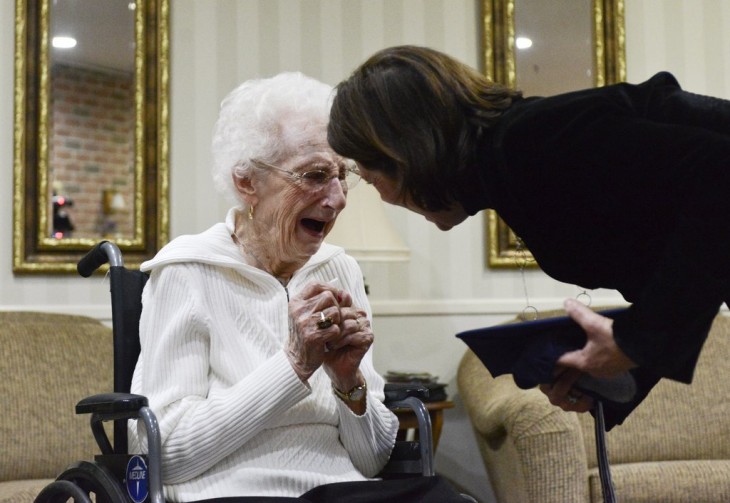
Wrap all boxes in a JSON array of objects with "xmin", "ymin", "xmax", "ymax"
[{"xmin": 250, "ymin": 158, "xmax": 361, "ymax": 191}]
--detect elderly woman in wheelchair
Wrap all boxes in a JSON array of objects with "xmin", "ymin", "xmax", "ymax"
[{"xmin": 122, "ymin": 72, "xmax": 466, "ymax": 503}]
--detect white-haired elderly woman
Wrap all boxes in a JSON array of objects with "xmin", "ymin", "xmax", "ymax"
[{"xmin": 129, "ymin": 72, "xmax": 466, "ymax": 503}]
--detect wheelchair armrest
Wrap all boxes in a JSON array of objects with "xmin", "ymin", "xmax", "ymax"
[
  {"xmin": 74, "ymin": 393, "xmax": 165, "ymax": 503},
  {"xmin": 383, "ymin": 382, "xmax": 430, "ymax": 403},
  {"xmin": 75, "ymin": 393, "xmax": 151, "ymax": 460},
  {"xmin": 383, "ymin": 387, "xmax": 435, "ymax": 477},
  {"xmin": 76, "ymin": 392, "xmax": 148, "ymax": 417}
]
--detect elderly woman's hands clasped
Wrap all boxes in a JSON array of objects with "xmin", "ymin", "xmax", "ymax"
[{"xmin": 286, "ymin": 282, "xmax": 372, "ymax": 395}]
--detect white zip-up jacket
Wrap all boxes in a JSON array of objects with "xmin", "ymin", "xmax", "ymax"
[{"xmin": 129, "ymin": 208, "xmax": 398, "ymax": 501}]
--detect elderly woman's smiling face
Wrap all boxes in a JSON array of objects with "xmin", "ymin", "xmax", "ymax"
[{"xmin": 235, "ymin": 127, "xmax": 349, "ymax": 275}]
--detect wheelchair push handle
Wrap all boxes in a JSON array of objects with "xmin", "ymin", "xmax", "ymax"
[{"xmin": 77, "ymin": 241, "xmax": 124, "ymax": 276}]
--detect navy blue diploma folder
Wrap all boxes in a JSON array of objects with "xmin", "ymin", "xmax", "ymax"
[{"xmin": 456, "ymin": 308, "xmax": 637, "ymax": 403}]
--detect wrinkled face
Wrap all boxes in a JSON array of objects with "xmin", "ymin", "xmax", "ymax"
[
  {"xmin": 245, "ymin": 139, "xmax": 349, "ymax": 265},
  {"xmin": 357, "ymin": 163, "xmax": 468, "ymax": 231}
]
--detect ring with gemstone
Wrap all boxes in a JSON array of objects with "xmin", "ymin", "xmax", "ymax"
[{"xmin": 317, "ymin": 311, "xmax": 334, "ymax": 330}]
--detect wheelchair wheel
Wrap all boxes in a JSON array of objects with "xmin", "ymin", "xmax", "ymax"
[
  {"xmin": 34, "ymin": 480, "xmax": 93, "ymax": 503},
  {"xmin": 35, "ymin": 461, "xmax": 129, "ymax": 503}
]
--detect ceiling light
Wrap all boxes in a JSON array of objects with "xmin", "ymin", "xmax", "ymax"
[
  {"xmin": 515, "ymin": 37, "xmax": 533, "ymax": 50},
  {"xmin": 52, "ymin": 36, "xmax": 77, "ymax": 49}
]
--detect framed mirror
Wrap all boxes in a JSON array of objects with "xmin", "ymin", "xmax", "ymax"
[
  {"xmin": 483, "ymin": 0, "xmax": 626, "ymax": 268},
  {"xmin": 13, "ymin": 0, "xmax": 169, "ymax": 273}
]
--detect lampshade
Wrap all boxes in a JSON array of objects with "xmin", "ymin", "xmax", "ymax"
[
  {"xmin": 102, "ymin": 189, "xmax": 127, "ymax": 214},
  {"xmin": 327, "ymin": 183, "xmax": 410, "ymax": 262},
  {"xmin": 111, "ymin": 192, "xmax": 126, "ymax": 211}
]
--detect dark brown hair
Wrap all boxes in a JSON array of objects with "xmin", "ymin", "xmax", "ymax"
[{"xmin": 328, "ymin": 45, "xmax": 521, "ymax": 211}]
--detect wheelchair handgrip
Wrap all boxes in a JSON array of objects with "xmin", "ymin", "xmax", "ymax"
[{"xmin": 77, "ymin": 241, "xmax": 123, "ymax": 276}]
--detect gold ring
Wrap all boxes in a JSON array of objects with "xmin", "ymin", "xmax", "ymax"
[{"xmin": 317, "ymin": 311, "xmax": 334, "ymax": 330}]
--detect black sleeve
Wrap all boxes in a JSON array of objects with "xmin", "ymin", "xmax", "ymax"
[{"xmin": 610, "ymin": 118, "xmax": 730, "ymax": 382}]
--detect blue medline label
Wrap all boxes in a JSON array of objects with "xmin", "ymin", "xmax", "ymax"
[{"xmin": 126, "ymin": 455, "xmax": 149, "ymax": 503}]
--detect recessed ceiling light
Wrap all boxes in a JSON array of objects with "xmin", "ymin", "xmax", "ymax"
[
  {"xmin": 515, "ymin": 37, "xmax": 533, "ymax": 50},
  {"xmin": 52, "ymin": 36, "xmax": 77, "ymax": 49}
]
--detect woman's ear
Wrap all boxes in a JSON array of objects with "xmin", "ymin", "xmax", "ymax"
[{"xmin": 233, "ymin": 173, "xmax": 258, "ymax": 207}]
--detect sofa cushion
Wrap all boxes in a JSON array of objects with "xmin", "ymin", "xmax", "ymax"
[
  {"xmin": 0, "ymin": 479, "xmax": 54, "ymax": 503},
  {"xmin": 580, "ymin": 314, "xmax": 730, "ymax": 466},
  {"xmin": 588, "ymin": 460, "xmax": 730, "ymax": 503},
  {"xmin": 0, "ymin": 312, "xmax": 113, "ymax": 486}
]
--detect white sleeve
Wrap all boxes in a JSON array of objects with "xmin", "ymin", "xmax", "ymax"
[
  {"xmin": 333, "ymin": 256, "xmax": 399, "ymax": 476},
  {"xmin": 335, "ymin": 358, "xmax": 399, "ymax": 476}
]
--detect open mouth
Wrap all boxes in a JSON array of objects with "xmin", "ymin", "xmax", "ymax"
[{"xmin": 301, "ymin": 218, "xmax": 326, "ymax": 234}]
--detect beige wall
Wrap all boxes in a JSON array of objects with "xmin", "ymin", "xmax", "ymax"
[
  {"xmin": 626, "ymin": 0, "xmax": 730, "ymax": 95},
  {"xmin": 2, "ymin": 1, "xmax": 729, "ymax": 501}
]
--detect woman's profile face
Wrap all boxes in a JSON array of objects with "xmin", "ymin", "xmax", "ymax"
[
  {"xmin": 357, "ymin": 164, "xmax": 468, "ymax": 231},
  {"xmin": 250, "ymin": 141, "xmax": 349, "ymax": 262}
]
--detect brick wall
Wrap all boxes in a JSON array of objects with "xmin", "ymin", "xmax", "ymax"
[{"xmin": 49, "ymin": 63, "xmax": 135, "ymax": 239}]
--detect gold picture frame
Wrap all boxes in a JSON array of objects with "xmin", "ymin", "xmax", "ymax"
[
  {"xmin": 483, "ymin": 0, "xmax": 626, "ymax": 268},
  {"xmin": 12, "ymin": 0, "xmax": 170, "ymax": 273}
]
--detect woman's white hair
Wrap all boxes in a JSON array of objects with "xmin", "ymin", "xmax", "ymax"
[{"xmin": 211, "ymin": 72, "xmax": 334, "ymax": 205}]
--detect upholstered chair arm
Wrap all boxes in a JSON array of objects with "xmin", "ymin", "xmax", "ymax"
[{"xmin": 458, "ymin": 350, "xmax": 590, "ymax": 503}]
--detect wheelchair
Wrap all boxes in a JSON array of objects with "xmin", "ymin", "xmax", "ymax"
[{"xmin": 34, "ymin": 241, "xmax": 450, "ymax": 503}]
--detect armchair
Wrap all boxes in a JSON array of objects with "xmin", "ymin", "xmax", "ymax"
[
  {"xmin": 457, "ymin": 309, "xmax": 730, "ymax": 503},
  {"xmin": 0, "ymin": 312, "xmax": 113, "ymax": 503}
]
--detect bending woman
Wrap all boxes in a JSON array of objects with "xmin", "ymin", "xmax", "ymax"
[{"xmin": 328, "ymin": 45, "xmax": 730, "ymax": 428}]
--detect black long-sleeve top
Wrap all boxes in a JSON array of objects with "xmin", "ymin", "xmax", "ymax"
[{"xmin": 461, "ymin": 72, "xmax": 730, "ymax": 426}]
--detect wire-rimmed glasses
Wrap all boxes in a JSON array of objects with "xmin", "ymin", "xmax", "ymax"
[{"xmin": 250, "ymin": 158, "xmax": 361, "ymax": 192}]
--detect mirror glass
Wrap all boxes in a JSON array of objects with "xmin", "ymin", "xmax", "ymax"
[
  {"xmin": 513, "ymin": 0, "xmax": 593, "ymax": 96},
  {"xmin": 483, "ymin": 0, "xmax": 626, "ymax": 268},
  {"xmin": 13, "ymin": 0, "xmax": 169, "ymax": 273},
  {"xmin": 49, "ymin": 0, "xmax": 136, "ymax": 240}
]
